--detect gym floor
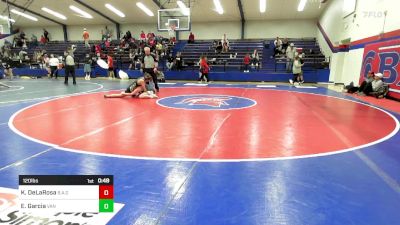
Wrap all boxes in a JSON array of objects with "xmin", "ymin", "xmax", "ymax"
[{"xmin": 0, "ymin": 78, "xmax": 399, "ymax": 225}]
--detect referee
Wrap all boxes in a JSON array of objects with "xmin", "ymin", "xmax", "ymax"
[
  {"xmin": 141, "ymin": 47, "xmax": 159, "ymax": 92},
  {"xmin": 64, "ymin": 51, "xmax": 76, "ymax": 85}
]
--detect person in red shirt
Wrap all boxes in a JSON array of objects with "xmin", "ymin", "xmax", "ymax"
[
  {"xmin": 95, "ymin": 44, "xmax": 101, "ymax": 56},
  {"xmin": 198, "ymin": 56, "xmax": 210, "ymax": 83},
  {"xmin": 82, "ymin": 28, "xmax": 90, "ymax": 48},
  {"xmin": 188, "ymin": 32, "xmax": 195, "ymax": 44},
  {"xmin": 243, "ymin": 53, "xmax": 251, "ymax": 72},
  {"xmin": 146, "ymin": 32, "xmax": 152, "ymax": 42},
  {"xmin": 140, "ymin": 31, "xmax": 146, "ymax": 42},
  {"xmin": 149, "ymin": 37, "xmax": 155, "ymax": 49},
  {"xmin": 107, "ymin": 55, "xmax": 115, "ymax": 79},
  {"xmin": 105, "ymin": 39, "xmax": 110, "ymax": 49},
  {"xmin": 40, "ymin": 35, "xmax": 46, "ymax": 45}
]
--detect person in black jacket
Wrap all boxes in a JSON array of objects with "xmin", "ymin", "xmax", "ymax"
[
  {"xmin": 175, "ymin": 52, "xmax": 183, "ymax": 71},
  {"xmin": 166, "ymin": 54, "xmax": 175, "ymax": 71},
  {"xmin": 43, "ymin": 29, "xmax": 50, "ymax": 42}
]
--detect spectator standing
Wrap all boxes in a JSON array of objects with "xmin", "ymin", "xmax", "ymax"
[
  {"xmin": 141, "ymin": 47, "xmax": 159, "ymax": 92},
  {"xmin": 243, "ymin": 53, "xmax": 251, "ymax": 73},
  {"xmin": 64, "ymin": 51, "xmax": 76, "ymax": 85},
  {"xmin": 282, "ymin": 38, "xmax": 289, "ymax": 53},
  {"xmin": 168, "ymin": 26, "xmax": 176, "ymax": 44},
  {"xmin": 221, "ymin": 34, "xmax": 229, "ymax": 52},
  {"xmin": 273, "ymin": 37, "xmax": 282, "ymax": 57},
  {"xmin": 104, "ymin": 26, "xmax": 112, "ymax": 39},
  {"xmin": 298, "ymin": 54, "xmax": 305, "ymax": 83},
  {"xmin": 19, "ymin": 30, "xmax": 26, "ymax": 40},
  {"xmin": 95, "ymin": 44, "xmax": 101, "ymax": 55},
  {"xmin": 126, "ymin": 30, "xmax": 132, "ymax": 40},
  {"xmin": 43, "ymin": 29, "xmax": 50, "ymax": 42},
  {"xmin": 43, "ymin": 54, "xmax": 50, "ymax": 75},
  {"xmin": 101, "ymin": 30, "xmax": 107, "ymax": 41},
  {"xmin": 105, "ymin": 39, "xmax": 110, "ymax": 49},
  {"xmin": 49, "ymin": 54, "xmax": 59, "ymax": 79},
  {"xmin": 146, "ymin": 32, "xmax": 152, "ymax": 41},
  {"xmin": 148, "ymin": 37, "xmax": 156, "ymax": 50},
  {"xmin": 128, "ymin": 49, "xmax": 135, "ymax": 70},
  {"xmin": 30, "ymin": 34, "xmax": 38, "ymax": 48},
  {"xmin": 40, "ymin": 35, "xmax": 46, "ymax": 45},
  {"xmin": 83, "ymin": 28, "xmax": 90, "ymax": 48},
  {"xmin": 198, "ymin": 56, "xmax": 210, "ymax": 82},
  {"xmin": 188, "ymin": 32, "xmax": 195, "ymax": 44},
  {"xmin": 140, "ymin": 31, "xmax": 146, "ymax": 42},
  {"xmin": 289, "ymin": 55, "xmax": 304, "ymax": 86},
  {"xmin": 175, "ymin": 52, "xmax": 183, "ymax": 71},
  {"xmin": 221, "ymin": 34, "xmax": 229, "ymax": 45},
  {"xmin": 107, "ymin": 54, "xmax": 115, "ymax": 79},
  {"xmin": 84, "ymin": 54, "xmax": 92, "ymax": 80},
  {"xmin": 286, "ymin": 43, "xmax": 297, "ymax": 72},
  {"xmin": 222, "ymin": 42, "xmax": 229, "ymax": 53}
]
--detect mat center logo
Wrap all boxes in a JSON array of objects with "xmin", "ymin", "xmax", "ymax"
[{"xmin": 157, "ymin": 94, "xmax": 256, "ymax": 110}]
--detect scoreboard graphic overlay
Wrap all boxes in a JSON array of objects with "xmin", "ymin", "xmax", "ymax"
[{"xmin": 19, "ymin": 175, "xmax": 114, "ymax": 213}]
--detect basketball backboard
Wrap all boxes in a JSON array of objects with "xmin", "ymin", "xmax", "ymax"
[{"xmin": 158, "ymin": 8, "xmax": 191, "ymax": 31}]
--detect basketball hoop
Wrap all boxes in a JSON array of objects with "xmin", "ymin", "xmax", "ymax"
[{"xmin": 158, "ymin": 8, "xmax": 190, "ymax": 31}]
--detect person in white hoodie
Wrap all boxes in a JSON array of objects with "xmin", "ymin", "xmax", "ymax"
[
  {"xmin": 289, "ymin": 55, "xmax": 304, "ymax": 86},
  {"xmin": 49, "ymin": 54, "xmax": 59, "ymax": 79},
  {"xmin": 221, "ymin": 34, "xmax": 229, "ymax": 46},
  {"xmin": 286, "ymin": 43, "xmax": 297, "ymax": 72},
  {"xmin": 358, "ymin": 72, "xmax": 384, "ymax": 96},
  {"xmin": 221, "ymin": 34, "xmax": 230, "ymax": 52},
  {"xmin": 273, "ymin": 37, "xmax": 282, "ymax": 57}
]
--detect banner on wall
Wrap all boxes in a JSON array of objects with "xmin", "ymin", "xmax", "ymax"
[{"xmin": 360, "ymin": 38, "xmax": 400, "ymax": 99}]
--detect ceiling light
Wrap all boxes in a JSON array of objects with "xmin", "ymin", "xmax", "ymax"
[
  {"xmin": 260, "ymin": 0, "xmax": 266, "ymax": 13},
  {"xmin": 10, "ymin": 9, "xmax": 38, "ymax": 21},
  {"xmin": 41, "ymin": 7, "xmax": 67, "ymax": 20},
  {"xmin": 136, "ymin": 2, "xmax": 154, "ymax": 17},
  {"xmin": 69, "ymin": 5, "xmax": 93, "ymax": 19},
  {"xmin": 105, "ymin": 3, "xmax": 125, "ymax": 17},
  {"xmin": 298, "ymin": 0, "xmax": 307, "ymax": 12},
  {"xmin": 0, "ymin": 15, "xmax": 15, "ymax": 23},
  {"xmin": 177, "ymin": 1, "xmax": 190, "ymax": 16},
  {"xmin": 213, "ymin": 0, "xmax": 223, "ymax": 14}
]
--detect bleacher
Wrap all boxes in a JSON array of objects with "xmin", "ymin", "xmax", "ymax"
[
  {"xmin": 9, "ymin": 40, "xmax": 177, "ymax": 70},
  {"xmin": 177, "ymin": 38, "xmax": 328, "ymax": 73},
  {"xmin": 268, "ymin": 38, "xmax": 328, "ymax": 72},
  {"xmin": 180, "ymin": 40, "xmax": 264, "ymax": 71},
  {"xmin": 8, "ymin": 37, "xmax": 328, "ymax": 76},
  {"xmin": 10, "ymin": 41, "xmax": 93, "ymax": 67}
]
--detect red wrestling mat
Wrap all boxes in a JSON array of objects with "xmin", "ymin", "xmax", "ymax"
[
  {"xmin": 10, "ymin": 87, "xmax": 398, "ymax": 160},
  {"xmin": 347, "ymin": 93, "xmax": 400, "ymax": 114}
]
